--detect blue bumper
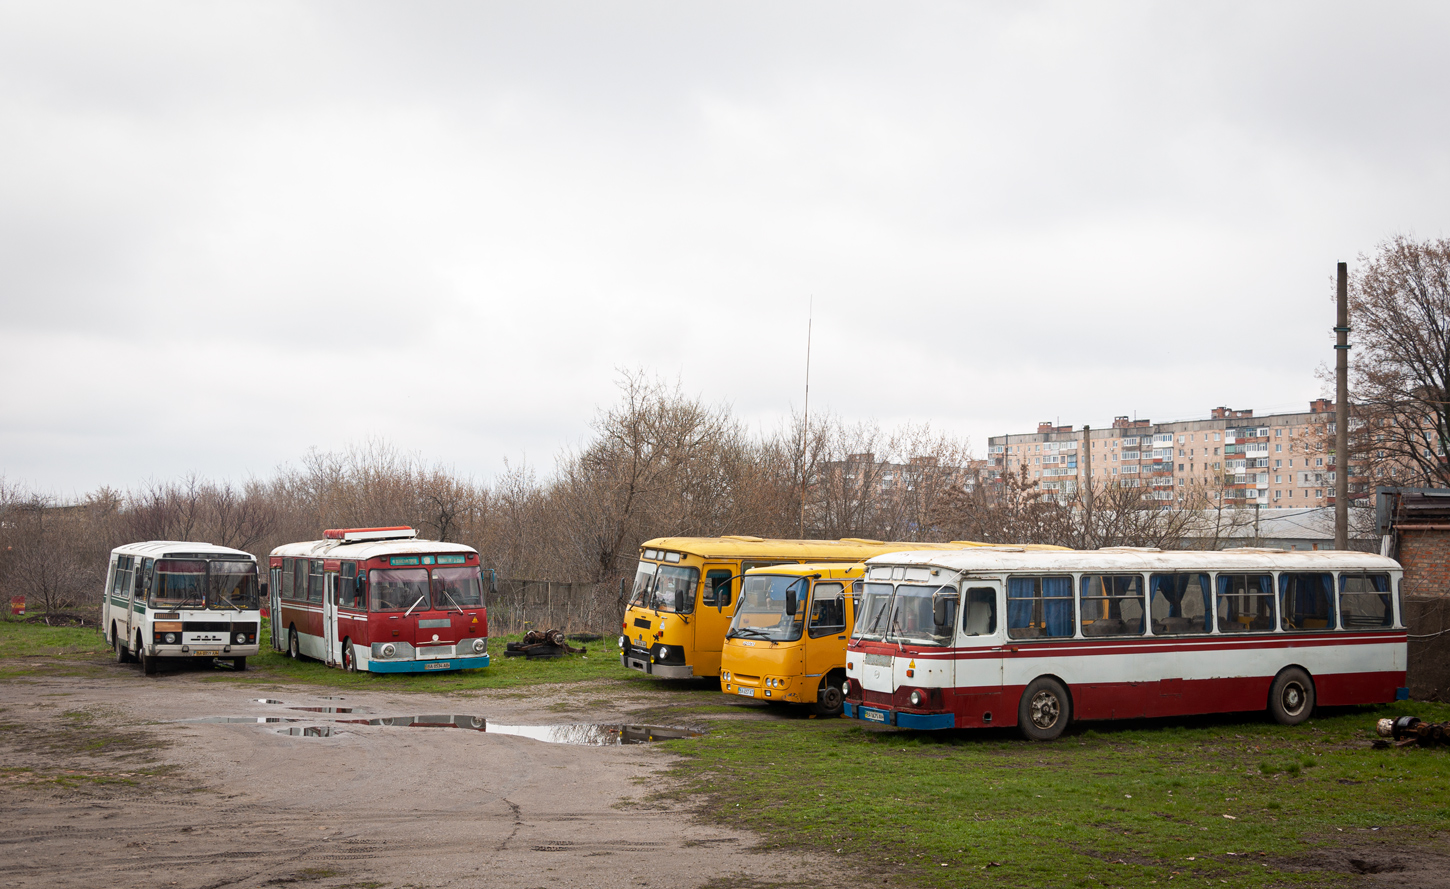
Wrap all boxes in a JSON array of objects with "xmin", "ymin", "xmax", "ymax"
[
  {"xmin": 844, "ymin": 702, "xmax": 955, "ymax": 730},
  {"xmin": 367, "ymin": 653, "xmax": 490, "ymax": 673}
]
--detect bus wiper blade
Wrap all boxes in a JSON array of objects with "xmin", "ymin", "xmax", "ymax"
[
  {"xmin": 404, "ymin": 596, "xmax": 426, "ymax": 617},
  {"xmin": 729, "ymin": 627, "xmax": 769, "ymax": 639},
  {"xmin": 441, "ymin": 591, "xmax": 465, "ymax": 615}
]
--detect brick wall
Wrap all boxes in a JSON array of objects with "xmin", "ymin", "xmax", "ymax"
[{"xmin": 1398, "ymin": 529, "xmax": 1450, "ymax": 597}]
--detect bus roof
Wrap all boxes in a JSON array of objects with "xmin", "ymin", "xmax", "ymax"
[
  {"xmin": 641, "ymin": 536, "xmax": 1068, "ymax": 560},
  {"xmin": 269, "ymin": 537, "xmax": 478, "ymax": 561},
  {"xmin": 110, "ymin": 541, "xmax": 255, "ymax": 560},
  {"xmin": 866, "ymin": 547, "xmax": 1401, "ymax": 574},
  {"xmin": 743, "ymin": 561, "xmax": 866, "ymax": 579}
]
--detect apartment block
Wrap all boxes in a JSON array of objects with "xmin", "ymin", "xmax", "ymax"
[{"xmin": 985, "ymin": 400, "xmax": 1356, "ymax": 508}]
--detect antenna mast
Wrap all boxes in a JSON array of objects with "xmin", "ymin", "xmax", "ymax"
[{"xmin": 800, "ymin": 296, "xmax": 813, "ymax": 539}]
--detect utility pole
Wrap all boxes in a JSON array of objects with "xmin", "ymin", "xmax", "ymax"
[
  {"xmin": 799, "ymin": 297, "xmax": 813, "ymax": 540},
  {"xmin": 1335, "ymin": 262, "xmax": 1350, "ymax": 549},
  {"xmin": 1081, "ymin": 425, "xmax": 1093, "ymax": 547}
]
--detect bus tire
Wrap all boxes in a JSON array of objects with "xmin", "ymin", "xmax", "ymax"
[
  {"xmin": 812, "ymin": 674, "xmax": 845, "ymax": 717},
  {"xmin": 1018, "ymin": 677, "xmax": 1070, "ymax": 741},
  {"xmin": 113, "ymin": 625, "xmax": 132, "ymax": 664},
  {"xmin": 1269, "ymin": 667, "xmax": 1315, "ymax": 726},
  {"xmin": 138, "ymin": 633, "xmax": 158, "ymax": 676},
  {"xmin": 231, "ymin": 657, "xmax": 247, "ymax": 672},
  {"xmin": 288, "ymin": 627, "xmax": 300, "ymax": 660},
  {"xmin": 342, "ymin": 640, "xmax": 357, "ymax": 673}
]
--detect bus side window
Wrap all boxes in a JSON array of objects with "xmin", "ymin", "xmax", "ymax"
[
  {"xmin": 808, "ymin": 582, "xmax": 846, "ymax": 637},
  {"xmin": 962, "ymin": 587, "xmax": 997, "ymax": 636},
  {"xmin": 281, "ymin": 559, "xmax": 293, "ymax": 600},
  {"xmin": 110, "ymin": 559, "xmax": 124, "ymax": 597},
  {"xmin": 1216, "ymin": 574, "xmax": 1274, "ymax": 633},
  {"xmin": 1340, "ymin": 572, "xmax": 1392, "ymax": 628},
  {"xmin": 851, "ymin": 581, "xmax": 861, "ymax": 616},
  {"xmin": 1280, "ymin": 572, "xmax": 1335, "ymax": 631},
  {"xmin": 309, "ymin": 560, "xmax": 325, "ymax": 604},
  {"xmin": 704, "ymin": 569, "xmax": 732, "ymax": 607},
  {"xmin": 138, "ymin": 559, "xmax": 154, "ymax": 599}
]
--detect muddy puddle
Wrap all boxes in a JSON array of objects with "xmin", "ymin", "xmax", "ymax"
[
  {"xmin": 277, "ymin": 726, "xmax": 338, "ymax": 737},
  {"xmin": 186, "ymin": 716, "xmax": 301, "ymax": 724},
  {"xmin": 288, "ymin": 706, "xmax": 363, "ymax": 713}
]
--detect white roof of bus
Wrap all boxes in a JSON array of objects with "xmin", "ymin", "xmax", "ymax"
[
  {"xmin": 269, "ymin": 537, "xmax": 477, "ymax": 560},
  {"xmin": 111, "ymin": 541, "xmax": 255, "ymax": 560},
  {"xmin": 866, "ymin": 547, "xmax": 1400, "ymax": 574}
]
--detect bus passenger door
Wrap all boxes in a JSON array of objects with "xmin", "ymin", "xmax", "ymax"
[
  {"xmin": 269, "ymin": 567, "xmax": 282, "ymax": 651},
  {"xmin": 692, "ymin": 564, "xmax": 736, "ymax": 678},
  {"xmin": 955, "ymin": 582, "xmax": 1005, "ymax": 728},
  {"xmin": 323, "ymin": 574, "xmax": 338, "ymax": 666}
]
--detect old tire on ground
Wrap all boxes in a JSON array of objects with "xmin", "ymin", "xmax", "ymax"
[
  {"xmin": 812, "ymin": 680, "xmax": 845, "ymax": 717},
  {"xmin": 232, "ymin": 657, "xmax": 247, "ymax": 672},
  {"xmin": 1018, "ymin": 677, "xmax": 1070, "ymax": 741},
  {"xmin": 342, "ymin": 640, "xmax": 357, "ymax": 673},
  {"xmin": 1269, "ymin": 667, "xmax": 1315, "ymax": 726},
  {"xmin": 288, "ymin": 627, "xmax": 300, "ymax": 660}
]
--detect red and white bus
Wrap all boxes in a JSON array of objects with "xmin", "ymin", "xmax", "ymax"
[
  {"xmin": 268, "ymin": 527, "xmax": 492, "ymax": 673},
  {"xmin": 843, "ymin": 548, "xmax": 1406, "ymax": 739}
]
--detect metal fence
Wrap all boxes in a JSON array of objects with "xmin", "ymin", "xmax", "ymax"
[{"xmin": 488, "ymin": 577, "xmax": 627, "ymax": 636}]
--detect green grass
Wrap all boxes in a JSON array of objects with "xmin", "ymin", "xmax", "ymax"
[
  {"xmin": 659, "ymin": 701, "xmax": 1450, "ymax": 888},
  {"xmin": 0, "ymin": 619, "xmax": 109, "ymax": 659}
]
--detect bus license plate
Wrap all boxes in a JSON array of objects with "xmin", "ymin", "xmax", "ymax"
[
  {"xmin": 424, "ymin": 662, "xmax": 451, "ymax": 670},
  {"xmin": 193, "ymin": 650, "xmax": 220, "ymax": 657},
  {"xmin": 862, "ymin": 708, "xmax": 887, "ymax": 723},
  {"xmin": 737, "ymin": 688, "xmax": 755, "ymax": 697}
]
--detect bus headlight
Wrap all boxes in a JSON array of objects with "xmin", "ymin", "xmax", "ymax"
[
  {"xmin": 235, "ymin": 632, "xmax": 247, "ymax": 644},
  {"xmin": 842, "ymin": 680, "xmax": 851, "ymax": 696},
  {"xmin": 658, "ymin": 646, "xmax": 670, "ymax": 659},
  {"xmin": 163, "ymin": 633, "xmax": 177, "ymax": 644},
  {"xmin": 472, "ymin": 638, "xmax": 486, "ymax": 653},
  {"xmin": 722, "ymin": 671, "xmax": 730, "ymax": 682},
  {"xmin": 909, "ymin": 690, "xmax": 923, "ymax": 707},
  {"xmin": 618, "ymin": 635, "xmax": 628, "ymax": 650},
  {"xmin": 381, "ymin": 643, "xmax": 396, "ymax": 658}
]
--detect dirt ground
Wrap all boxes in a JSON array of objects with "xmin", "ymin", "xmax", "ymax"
[{"xmin": 0, "ymin": 665, "xmax": 836, "ymax": 889}]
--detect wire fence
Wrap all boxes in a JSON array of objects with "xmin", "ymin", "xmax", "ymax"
[
  {"xmin": 488, "ymin": 577, "xmax": 628, "ymax": 636},
  {"xmin": 1406, "ymin": 595, "xmax": 1449, "ymax": 702}
]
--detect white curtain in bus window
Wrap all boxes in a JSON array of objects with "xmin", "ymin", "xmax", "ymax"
[
  {"xmin": 370, "ymin": 568, "xmax": 429, "ymax": 612},
  {"xmin": 1148, "ymin": 574, "xmax": 1212, "ymax": 635},
  {"xmin": 1279, "ymin": 572, "xmax": 1335, "ymax": 631},
  {"xmin": 1340, "ymin": 573, "xmax": 1393, "ymax": 628},
  {"xmin": 1007, "ymin": 576, "xmax": 1074, "ymax": 639},
  {"xmin": 1079, "ymin": 575, "xmax": 1145, "ymax": 637},
  {"xmin": 1215, "ymin": 574, "xmax": 1274, "ymax": 632},
  {"xmin": 962, "ymin": 587, "xmax": 997, "ymax": 636}
]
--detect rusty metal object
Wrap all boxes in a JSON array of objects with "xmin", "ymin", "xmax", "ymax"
[
  {"xmin": 504, "ymin": 628, "xmax": 587, "ymax": 659},
  {"xmin": 1372, "ymin": 715, "xmax": 1450, "ymax": 748}
]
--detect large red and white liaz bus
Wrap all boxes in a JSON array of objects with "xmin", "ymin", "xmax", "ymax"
[
  {"xmin": 843, "ymin": 547, "xmax": 1406, "ymax": 740},
  {"xmin": 268, "ymin": 527, "xmax": 492, "ymax": 673}
]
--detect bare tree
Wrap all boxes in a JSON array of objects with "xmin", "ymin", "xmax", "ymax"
[{"xmin": 1347, "ymin": 236, "xmax": 1450, "ymax": 487}]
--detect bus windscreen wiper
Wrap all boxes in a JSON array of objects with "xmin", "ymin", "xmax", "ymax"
[{"xmin": 404, "ymin": 596, "xmax": 427, "ymax": 617}]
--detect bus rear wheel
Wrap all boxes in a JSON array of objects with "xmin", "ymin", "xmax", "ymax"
[
  {"xmin": 1018, "ymin": 677, "xmax": 1070, "ymax": 741},
  {"xmin": 1269, "ymin": 667, "xmax": 1315, "ymax": 726},
  {"xmin": 288, "ymin": 627, "xmax": 300, "ymax": 660}
]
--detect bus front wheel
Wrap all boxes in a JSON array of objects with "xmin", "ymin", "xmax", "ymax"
[
  {"xmin": 342, "ymin": 640, "xmax": 357, "ymax": 673},
  {"xmin": 113, "ymin": 626, "xmax": 132, "ymax": 664},
  {"xmin": 1269, "ymin": 667, "xmax": 1315, "ymax": 726},
  {"xmin": 288, "ymin": 627, "xmax": 300, "ymax": 660},
  {"xmin": 813, "ymin": 674, "xmax": 845, "ymax": 717},
  {"xmin": 231, "ymin": 657, "xmax": 247, "ymax": 672},
  {"xmin": 1018, "ymin": 677, "xmax": 1070, "ymax": 741},
  {"xmin": 137, "ymin": 633, "xmax": 157, "ymax": 676}
]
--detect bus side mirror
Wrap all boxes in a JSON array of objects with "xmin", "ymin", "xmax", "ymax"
[
  {"xmin": 719, "ymin": 588, "xmax": 732, "ymax": 608},
  {"xmin": 785, "ymin": 588, "xmax": 797, "ymax": 617},
  {"xmin": 489, "ymin": 569, "xmax": 498, "ymax": 596},
  {"xmin": 674, "ymin": 589, "xmax": 686, "ymax": 613},
  {"xmin": 259, "ymin": 582, "xmax": 269, "ymax": 598},
  {"xmin": 933, "ymin": 597, "xmax": 948, "ymax": 627}
]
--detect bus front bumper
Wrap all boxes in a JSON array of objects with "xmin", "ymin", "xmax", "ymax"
[
  {"xmin": 844, "ymin": 701, "xmax": 955, "ymax": 730},
  {"xmin": 150, "ymin": 645, "xmax": 260, "ymax": 659},
  {"xmin": 368, "ymin": 654, "xmax": 490, "ymax": 673},
  {"xmin": 620, "ymin": 652, "xmax": 694, "ymax": 679}
]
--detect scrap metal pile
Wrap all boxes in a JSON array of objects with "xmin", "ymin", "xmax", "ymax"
[
  {"xmin": 1374, "ymin": 716, "xmax": 1450, "ymax": 748},
  {"xmin": 504, "ymin": 629, "xmax": 587, "ymax": 659}
]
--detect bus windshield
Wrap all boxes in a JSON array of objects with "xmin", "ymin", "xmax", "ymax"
[
  {"xmin": 153, "ymin": 559, "xmax": 258, "ymax": 610},
  {"xmin": 371, "ymin": 568, "xmax": 430, "ymax": 612},
  {"xmin": 852, "ymin": 582, "xmax": 895, "ymax": 640},
  {"xmin": 432, "ymin": 566, "xmax": 483, "ymax": 610},
  {"xmin": 629, "ymin": 562, "xmax": 657, "ymax": 607},
  {"xmin": 727, "ymin": 575, "xmax": 807, "ymax": 642},
  {"xmin": 886, "ymin": 583, "xmax": 958, "ymax": 646},
  {"xmin": 208, "ymin": 561, "xmax": 259, "ymax": 610},
  {"xmin": 629, "ymin": 563, "xmax": 698, "ymax": 614}
]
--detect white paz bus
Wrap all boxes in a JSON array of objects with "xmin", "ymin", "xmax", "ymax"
[
  {"xmin": 102, "ymin": 541, "xmax": 263, "ymax": 675},
  {"xmin": 843, "ymin": 547, "xmax": 1406, "ymax": 740}
]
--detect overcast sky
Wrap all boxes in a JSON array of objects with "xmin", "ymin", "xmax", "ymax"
[{"xmin": 2, "ymin": 1, "xmax": 1447, "ymax": 497}]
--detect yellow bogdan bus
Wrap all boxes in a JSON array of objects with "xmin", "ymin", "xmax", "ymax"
[
  {"xmin": 619, "ymin": 537, "xmax": 1048, "ymax": 682},
  {"xmin": 720, "ymin": 562, "xmax": 865, "ymax": 715}
]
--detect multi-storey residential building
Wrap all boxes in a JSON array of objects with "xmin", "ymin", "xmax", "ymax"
[{"xmin": 986, "ymin": 400, "xmax": 1360, "ymax": 509}]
